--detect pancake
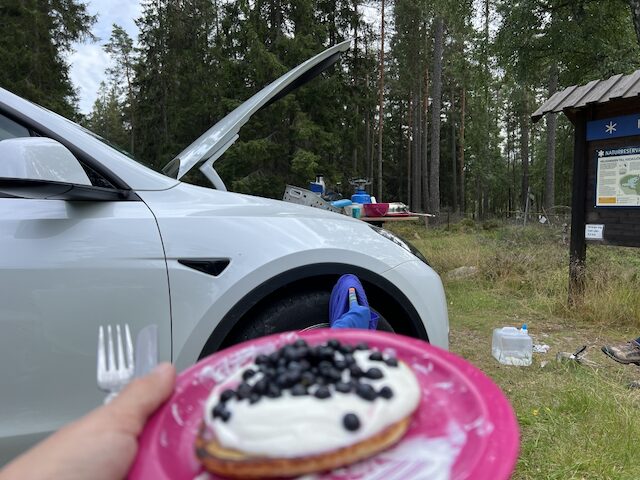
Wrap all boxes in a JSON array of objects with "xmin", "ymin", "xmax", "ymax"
[{"xmin": 195, "ymin": 339, "xmax": 421, "ymax": 478}]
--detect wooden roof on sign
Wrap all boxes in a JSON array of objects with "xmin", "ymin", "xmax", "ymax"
[{"xmin": 531, "ymin": 69, "xmax": 640, "ymax": 123}]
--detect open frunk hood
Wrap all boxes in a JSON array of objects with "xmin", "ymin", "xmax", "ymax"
[{"xmin": 162, "ymin": 40, "xmax": 351, "ymax": 189}]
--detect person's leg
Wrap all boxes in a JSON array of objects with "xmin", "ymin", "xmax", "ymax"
[
  {"xmin": 329, "ymin": 274, "xmax": 378, "ymax": 330},
  {"xmin": 601, "ymin": 338, "xmax": 640, "ymax": 365}
]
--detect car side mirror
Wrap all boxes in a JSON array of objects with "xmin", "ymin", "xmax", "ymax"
[{"xmin": 0, "ymin": 137, "xmax": 91, "ymax": 185}]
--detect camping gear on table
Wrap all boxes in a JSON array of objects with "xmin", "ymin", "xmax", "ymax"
[
  {"xmin": 349, "ymin": 178, "xmax": 372, "ymax": 204},
  {"xmin": 363, "ymin": 203, "xmax": 390, "ymax": 217},
  {"xmin": 283, "ymin": 185, "xmax": 341, "ymax": 213}
]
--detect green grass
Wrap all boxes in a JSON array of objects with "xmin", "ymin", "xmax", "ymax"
[{"xmin": 390, "ymin": 222, "xmax": 640, "ymax": 479}]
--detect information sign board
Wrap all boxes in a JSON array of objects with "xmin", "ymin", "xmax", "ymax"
[{"xmin": 595, "ymin": 147, "xmax": 640, "ymax": 206}]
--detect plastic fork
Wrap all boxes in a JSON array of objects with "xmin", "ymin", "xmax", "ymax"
[{"xmin": 97, "ymin": 324, "xmax": 134, "ymax": 404}]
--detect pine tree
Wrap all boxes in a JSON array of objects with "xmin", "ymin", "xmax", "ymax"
[
  {"xmin": 105, "ymin": 25, "xmax": 136, "ymax": 153},
  {"xmin": 0, "ymin": 0, "xmax": 95, "ymax": 117}
]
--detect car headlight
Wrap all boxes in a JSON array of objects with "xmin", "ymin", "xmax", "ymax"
[{"xmin": 369, "ymin": 225, "xmax": 430, "ymax": 266}]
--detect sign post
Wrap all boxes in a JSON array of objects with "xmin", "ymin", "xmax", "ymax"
[
  {"xmin": 568, "ymin": 113, "xmax": 588, "ymax": 303},
  {"xmin": 532, "ymin": 71, "xmax": 640, "ymax": 306}
]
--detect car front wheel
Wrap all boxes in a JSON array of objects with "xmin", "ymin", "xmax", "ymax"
[{"xmin": 220, "ymin": 288, "xmax": 393, "ymax": 348}]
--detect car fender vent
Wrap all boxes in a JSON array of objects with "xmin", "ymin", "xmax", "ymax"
[{"xmin": 178, "ymin": 259, "xmax": 230, "ymax": 277}]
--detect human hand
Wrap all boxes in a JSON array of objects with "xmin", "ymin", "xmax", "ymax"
[{"xmin": 0, "ymin": 363, "xmax": 176, "ymax": 480}]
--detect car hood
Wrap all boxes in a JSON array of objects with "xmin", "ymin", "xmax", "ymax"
[
  {"xmin": 144, "ymin": 181, "xmax": 357, "ymax": 221},
  {"xmin": 162, "ymin": 40, "xmax": 351, "ymax": 182}
]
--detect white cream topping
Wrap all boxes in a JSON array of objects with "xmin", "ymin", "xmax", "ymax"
[{"xmin": 203, "ymin": 349, "xmax": 421, "ymax": 458}]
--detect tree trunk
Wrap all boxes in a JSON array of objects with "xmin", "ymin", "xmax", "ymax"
[
  {"xmin": 365, "ymin": 68, "xmax": 372, "ymax": 180},
  {"xmin": 407, "ymin": 93, "xmax": 413, "ymax": 206},
  {"xmin": 458, "ymin": 86, "xmax": 466, "ymax": 213},
  {"xmin": 451, "ymin": 86, "xmax": 457, "ymax": 212},
  {"xmin": 422, "ymin": 65, "xmax": 430, "ymax": 212},
  {"xmin": 544, "ymin": 62, "xmax": 558, "ymax": 211},
  {"xmin": 364, "ymin": 112, "xmax": 373, "ymax": 178},
  {"xmin": 520, "ymin": 92, "xmax": 530, "ymax": 212},
  {"xmin": 629, "ymin": 0, "xmax": 640, "ymax": 46},
  {"xmin": 352, "ymin": 2, "xmax": 359, "ymax": 175},
  {"xmin": 377, "ymin": 0, "xmax": 385, "ymax": 201},
  {"xmin": 506, "ymin": 116, "xmax": 512, "ymax": 215},
  {"xmin": 429, "ymin": 16, "xmax": 444, "ymax": 215},
  {"xmin": 411, "ymin": 87, "xmax": 422, "ymax": 211}
]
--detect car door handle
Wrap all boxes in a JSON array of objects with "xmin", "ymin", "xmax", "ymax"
[{"xmin": 178, "ymin": 258, "xmax": 230, "ymax": 277}]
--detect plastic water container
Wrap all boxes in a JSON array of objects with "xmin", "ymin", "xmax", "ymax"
[{"xmin": 492, "ymin": 326, "xmax": 532, "ymax": 366}]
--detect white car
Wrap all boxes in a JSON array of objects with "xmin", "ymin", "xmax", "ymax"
[{"xmin": 0, "ymin": 40, "xmax": 448, "ymax": 463}]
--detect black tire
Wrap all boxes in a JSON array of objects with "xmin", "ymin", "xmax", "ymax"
[{"xmin": 221, "ymin": 289, "xmax": 394, "ymax": 348}]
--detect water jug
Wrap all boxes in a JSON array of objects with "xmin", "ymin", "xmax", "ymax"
[{"xmin": 492, "ymin": 326, "xmax": 532, "ymax": 366}]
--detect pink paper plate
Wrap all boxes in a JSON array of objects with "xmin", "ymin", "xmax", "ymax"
[{"xmin": 130, "ymin": 329, "xmax": 519, "ymax": 480}]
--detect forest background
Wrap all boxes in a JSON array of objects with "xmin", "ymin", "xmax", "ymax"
[{"xmin": 3, "ymin": 0, "xmax": 640, "ymax": 219}]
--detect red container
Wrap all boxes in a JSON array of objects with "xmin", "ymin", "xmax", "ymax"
[{"xmin": 363, "ymin": 202, "xmax": 389, "ymax": 217}]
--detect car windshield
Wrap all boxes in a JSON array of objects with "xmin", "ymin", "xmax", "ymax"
[
  {"xmin": 32, "ymin": 99, "xmax": 160, "ymax": 171},
  {"xmin": 79, "ymin": 127, "xmax": 139, "ymax": 162}
]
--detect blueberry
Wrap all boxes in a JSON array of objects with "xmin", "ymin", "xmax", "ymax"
[
  {"xmin": 288, "ymin": 360, "xmax": 302, "ymax": 371},
  {"xmin": 384, "ymin": 357, "xmax": 399, "ymax": 367},
  {"xmin": 268, "ymin": 351, "xmax": 280, "ymax": 364},
  {"xmin": 277, "ymin": 357, "xmax": 288, "ymax": 367},
  {"xmin": 318, "ymin": 346, "xmax": 335, "ymax": 359},
  {"xmin": 335, "ymin": 381, "xmax": 352, "ymax": 393},
  {"xmin": 294, "ymin": 339, "xmax": 308, "ymax": 348},
  {"xmin": 297, "ymin": 346, "xmax": 310, "ymax": 360},
  {"xmin": 262, "ymin": 367, "xmax": 276, "ymax": 379},
  {"xmin": 314, "ymin": 385, "xmax": 331, "ymax": 399},
  {"xmin": 369, "ymin": 351, "xmax": 383, "ymax": 361},
  {"xmin": 355, "ymin": 342, "xmax": 369, "ymax": 351},
  {"xmin": 349, "ymin": 365, "xmax": 364, "ymax": 378},
  {"xmin": 288, "ymin": 369, "xmax": 302, "ymax": 384},
  {"xmin": 220, "ymin": 389, "xmax": 235, "ymax": 402},
  {"xmin": 355, "ymin": 383, "xmax": 377, "ymax": 401},
  {"xmin": 301, "ymin": 371, "xmax": 316, "ymax": 386},
  {"xmin": 340, "ymin": 344, "xmax": 355, "ymax": 354},
  {"xmin": 252, "ymin": 378, "xmax": 268, "ymax": 395},
  {"xmin": 379, "ymin": 386, "xmax": 393, "ymax": 399},
  {"xmin": 267, "ymin": 384, "xmax": 282, "ymax": 398},
  {"xmin": 343, "ymin": 413, "xmax": 361, "ymax": 431},
  {"xmin": 283, "ymin": 345, "xmax": 298, "ymax": 361},
  {"xmin": 242, "ymin": 368, "xmax": 256, "ymax": 381},
  {"xmin": 299, "ymin": 359, "xmax": 311, "ymax": 371},
  {"xmin": 276, "ymin": 375, "xmax": 290, "ymax": 389},
  {"xmin": 365, "ymin": 367, "xmax": 383, "ymax": 380},
  {"xmin": 326, "ymin": 368, "xmax": 342, "ymax": 382},
  {"xmin": 334, "ymin": 359, "xmax": 347, "ymax": 370},
  {"xmin": 343, "ymin": 354, "xmax": 356, "ymax": 365},
  {"xmin": 236, "ymin": 382, "xmax": 252, "ymax": 399},
  {"xmin": 249, "ymin": 393, "xmax": 261, "ymax": 404},
  {"xmin": 291, "ymin": 384, "xmax": 308, "ymax": 396},
  {"xmin": 318, "ymin": 360, "xmax": 333, "ymax": 371},
  {"xmin": 212, "ymin": 403, "xmax": 230, "ymax": 421},
  {"xmin": 255, "ymin": 354, "xmax": 269, "ymax": 365},
  {"xmin": 327, "ymin": 339, "xmax": 341, "ymax": 349}
]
